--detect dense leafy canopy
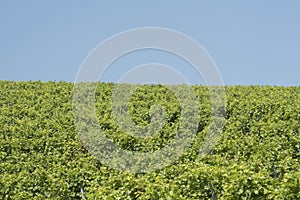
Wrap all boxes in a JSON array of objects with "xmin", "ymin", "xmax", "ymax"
[{"xmin": 0, "ymin": 81, "xmax": 299, "ymax": 199}]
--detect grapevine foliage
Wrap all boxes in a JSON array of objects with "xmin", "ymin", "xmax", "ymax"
[{"xmin": 0, "ymin": 81, "xmax": 299, "ymax": 199}]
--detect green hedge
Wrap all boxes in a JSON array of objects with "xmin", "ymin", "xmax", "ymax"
[{"xmin": 0, "ymin": 81, "xmax": 299, "ymax": 199}]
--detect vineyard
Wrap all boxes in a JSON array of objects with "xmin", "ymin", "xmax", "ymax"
[{"xmin": 0, "ymin": 81, "xmax": 299, "ymax": 199}]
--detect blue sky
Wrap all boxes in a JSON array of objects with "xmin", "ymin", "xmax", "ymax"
[{"xmin": 0, "ymin": 1, "xmax": 299, "ymax": 85}]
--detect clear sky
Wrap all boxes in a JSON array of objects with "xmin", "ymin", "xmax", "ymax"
[{"xmin": 0, "ymin": 1, "xmax": 299, "ymax": 85}]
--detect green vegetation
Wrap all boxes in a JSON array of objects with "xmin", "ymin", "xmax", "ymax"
[{"xmin": 0, "ymin": 81, "xmax": 299, "ymax": 199}]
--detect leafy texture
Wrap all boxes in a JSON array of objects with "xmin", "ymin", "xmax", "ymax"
[{"xmin": 0, "ymin": 81, "xmax": 299, "ymax": 199}]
